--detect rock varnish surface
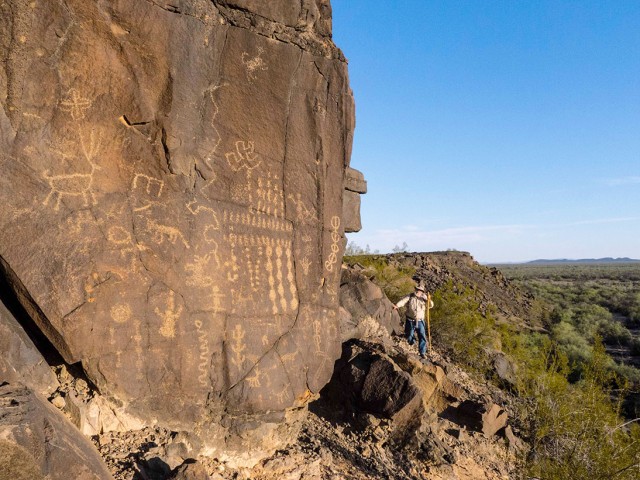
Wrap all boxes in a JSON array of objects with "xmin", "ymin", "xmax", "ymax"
[{"xmin": 0, "ymin": 0, "xmax": 361, "ymax": 462}]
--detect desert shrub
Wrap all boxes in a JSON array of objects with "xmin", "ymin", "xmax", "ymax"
[
  {"xmin": 343, "ymin": 254, "xmax": 415, "ymax": 303},
  {"xmin": 431, "ymin": 281, "xmax": 497, "ymax": 372},
  {"xmin": 519, "ymin": 338, "xmax": 640, "ymax": 480}
]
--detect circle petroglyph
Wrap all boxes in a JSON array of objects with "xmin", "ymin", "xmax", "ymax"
[{"xmin": 110, "ymin": 303, "xmax": 132, "ymax": 323}]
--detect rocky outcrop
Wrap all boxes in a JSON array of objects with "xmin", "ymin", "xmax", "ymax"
[
  {"xmin": 0, "ymin": 0, "xmax": 361, "ymax": 464},
  {"xmin": 0, "ymin": 382, "xmax": 113, "ymax": 480},
  {"xmin": 0, "ymin": 300, "xmax": 59, "ymax": 397},
  {"xmin": 339, "ymin": 266, "xmax": 401, "ymax": 340},
  {"xmin": 389, "ymin": 251, "xmax": 537, "ymax": 327}
]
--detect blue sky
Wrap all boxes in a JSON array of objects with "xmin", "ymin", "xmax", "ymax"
[{"xmin": 332, "ymin": 1, "xmax": 640, "ymax": 263}]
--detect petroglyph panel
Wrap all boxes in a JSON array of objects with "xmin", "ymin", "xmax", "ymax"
[{"xmin": 0, "ymin": 0, "xmax": 355, "ymax": 452}]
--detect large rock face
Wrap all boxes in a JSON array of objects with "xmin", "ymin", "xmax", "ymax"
[{"xmin": 0, "ymin": 0, "xmax": 360, "ymax": 461}]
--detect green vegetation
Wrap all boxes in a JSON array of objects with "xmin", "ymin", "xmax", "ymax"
[
  {"xmin": 342, "ymin": 254, "xmax": 416, "ymax": 303},
  {"xmin": 431, "ymin": 281, "xmax": 498, "ymax": 373},
  {"xmin": 344, "ymin": 255, "xmax": 640, "ymax": 477},
  {"xmin": 498, "ymin": 263, "xmax": 640, "ymax": 384}
]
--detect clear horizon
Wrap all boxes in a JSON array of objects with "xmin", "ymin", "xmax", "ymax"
[{"xmin": 332, "ymin": 1, "xmax": 640, "ymax": 263}]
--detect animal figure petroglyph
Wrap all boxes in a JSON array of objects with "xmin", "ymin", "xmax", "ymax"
[
  {"xmin": 144, "ymin": 217, "xmax": 190, "ymax": 249},
  {"xmin": 42, "ymin": 131, "xmax": 102, "ymax": 211},
  {"xmin": 226, "ymin": 140, "xmax": 261, "ymax": 172},
  {"xmin": 241, "ymin": 46, "xmax": 267, "ymax": 81}
]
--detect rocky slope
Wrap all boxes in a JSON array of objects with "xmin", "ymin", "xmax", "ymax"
[{"xmin": 388, "ymin": 251, "xmax": 539, "ymax": 329}]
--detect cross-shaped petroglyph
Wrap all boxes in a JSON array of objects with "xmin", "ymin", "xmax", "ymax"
[
  {"xmin": 59, "ymin": 88, "xmax": 92, "ymax": 121},
  {"xmin": 155, "ymin": 290, "xmax": 183, "ymax": 339},
  {"xmin": 42, "ymin": 130, "xmax": 102, "ymax": 211},
  {"xmin": 226, "ymin": 141, "xmax": 261, "ymax": 172}
]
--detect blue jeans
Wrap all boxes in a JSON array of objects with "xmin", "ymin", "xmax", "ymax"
[{"xmin": 405, "ymin": 318, "xmax": 427, "ymax": 356}]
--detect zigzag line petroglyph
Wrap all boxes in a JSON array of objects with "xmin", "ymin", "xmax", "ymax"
[{"xmin": 194, "ymin": 319, "xmax": 210, "ymax": 387}]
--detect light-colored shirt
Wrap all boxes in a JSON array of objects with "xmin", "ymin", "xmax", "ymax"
[{"xmin": 396, "ymin": 293, "xmax": 433, "ymax": 321}]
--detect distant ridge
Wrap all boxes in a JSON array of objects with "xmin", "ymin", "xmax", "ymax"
[{"xmin": 526, "ymin": 257, "xmax": 640, "ymax": 265}]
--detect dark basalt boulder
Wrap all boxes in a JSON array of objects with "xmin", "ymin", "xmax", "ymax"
[{"xmin": 0, "ymin": 0, "xmax": 363, "ymax": 465}]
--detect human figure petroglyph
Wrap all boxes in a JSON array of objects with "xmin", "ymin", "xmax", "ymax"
[
  {"xmin": 324, "ymin": 216, "xmax": 341, "ymax": 272},
  {"xmin": 59, "ymin": 88, "xmax": 92, "ymax": 121},
  {"xmin": 132, "ymin": 173, "xmax": 164, "ymax": 198},
  {"xmin": 144, "ymin": 217, "xmax": 190, "ymax": 249},
  {"xmin": 155, "ymin": 290, "xmax": 183, "ymax": 339},
  {"xmin": 241, "ymin": 46, "xmax": 267, "ymax": 81},
  {"xmin": 42, "ymin": 130, "xmax": 102, "ymax": 211},
  {"xmin": 287, "ymin": 193, "xmax": 317, "ymax": 224},
  {"xmin": 226, "ymin": 140, "xmax": 261, "ymax": 172}
]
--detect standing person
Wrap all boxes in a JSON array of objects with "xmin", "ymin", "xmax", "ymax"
[{"xmin": 393, "ymin": 283, "xmax": 434, "ymax": 358}]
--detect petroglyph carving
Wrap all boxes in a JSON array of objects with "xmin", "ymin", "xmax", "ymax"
[
  {"xmin": 107, "ymin": 226, "xmax": 143, "ymax": 273},
  {"xmin": 155, "ymin": 290, "xmax": 183, "ymax": 338},
  {"xmin": 110, "ymin": 304, "xmax": 132, "ymax": 324},
  {"xmin": 43, "ymin": 130, "xmax": 102, "ymax": 211},
  {"xmin": 59, "ymin": 88, "xmax": 92, "ymax": 121},
  {"xmin": 231, "ymin": 324, "xmax": 247, "ymax": 369},
  {"xmin": 226, "ymin": 141, "xmax": 261, "ymax": 172},
  {"xmin": 133, "ymin": 319, "xmax": 144, "ymax": 380},
  {"xmin": 300, "ymin": 257, "xmax": 312, "ymax": 276},
  {"xmin": 287, "ymin": 193, "xmax": 317, "ymax": 224},
  {"xmin": 185, "ymin": 252, "xmax": 220, "ymax": 288},
  {"xmin": 202, "ymin": 85, "xmax": 223, "ymax": 172},
  {"xmin": 246, "ymin": 366, "xmax": 262, "ymax": 388},
  {"xmin": 194, "ymin": 318, "xmax": 211, "ymax": 388},
  {"xmin": 186, "ymin": 200, "xmax": 220, "ymax": 243},
  {"xmin": 324, "ymin": 216, "xmax": 341, "ymax": 272},
  {"xmin": 255, "ymin": 171, "xmax": 285, "ymax": 217},
  {"xmin": 241, "ymin": 46, "xmax": 267, "ymax": 81},
  {"xmin": 132, "ymin": 173, "xmax": 164, "ymax": 198},
  {"xmin": 275, "ymin": 386, "xmax": 290, "ymax": 405},
  {"xmin": 144, "ymin": 217, "xmax": 190, "ymax": 249},
  {"xmin": 65, "ymin": 210, "xmax": 96, "ymax": 235}
]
